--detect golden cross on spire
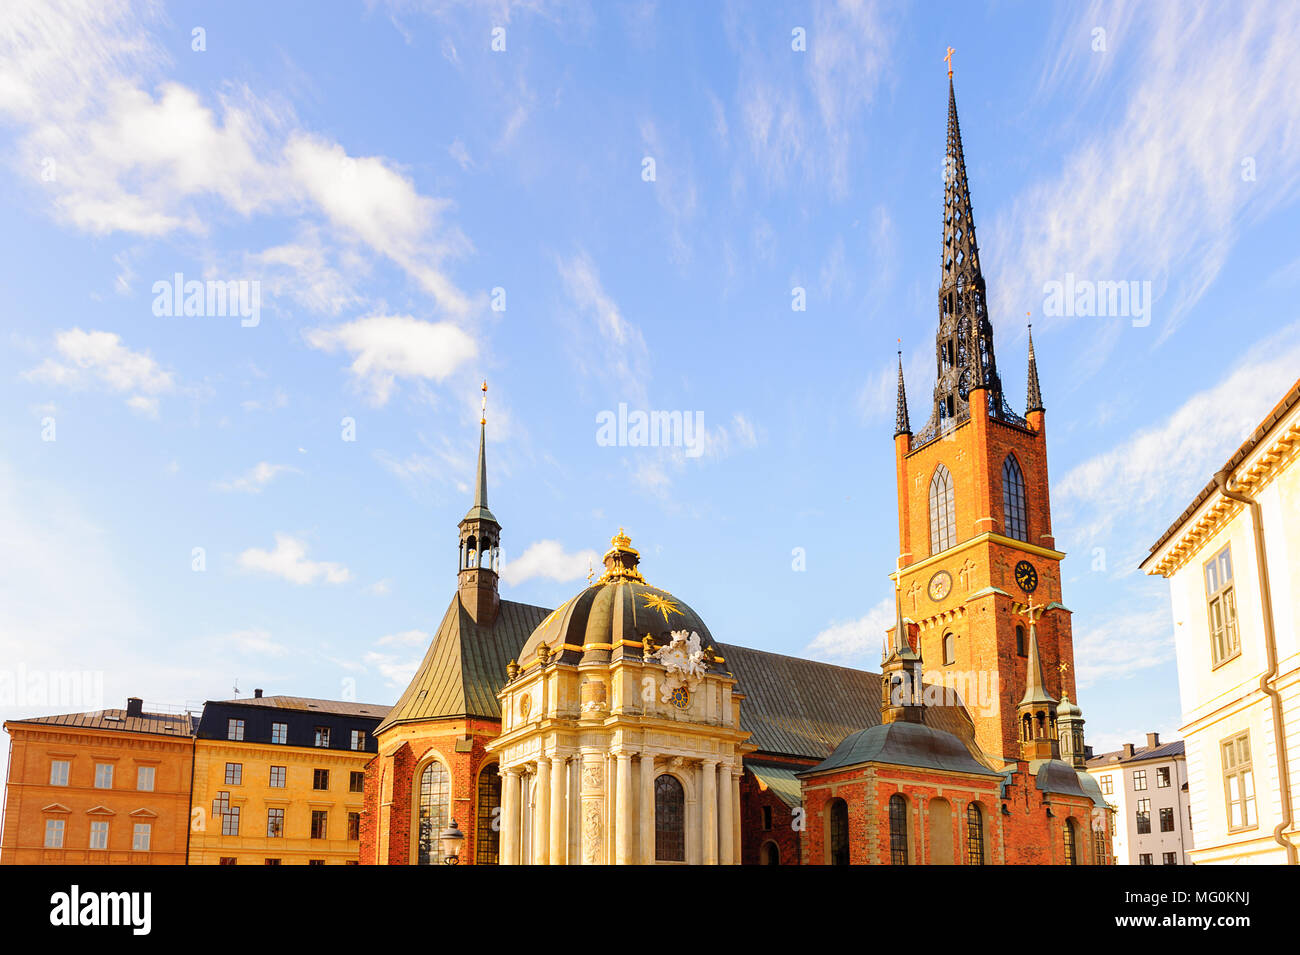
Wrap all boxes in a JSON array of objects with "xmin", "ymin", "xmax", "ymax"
[
  {"xmin": 1021, "ymin": 594, "xmax": 1040, "ymax": 621},
  {"xmin": 1058, "ymin": 661, "xmax": 1071, "ymax": 675},
  {"xmin": 944, "ymin": 46, "xmax": 955, "ymax": 77},
  {"xmin": 480, "ymin": 380, "xmax": 488, "ymax": 425}
]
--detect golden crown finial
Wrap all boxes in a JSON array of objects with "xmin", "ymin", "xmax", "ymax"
[{"xmin": 612, "ymin": 527, "xmax": 631, "ymax": 548}]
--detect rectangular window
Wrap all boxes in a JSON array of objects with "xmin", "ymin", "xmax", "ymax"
[
  {"xmin": 349, "ymin": 771, "xmax": 365, "ymax": 794},
  {"xmin": 1099, "ymin": 775, "xmax": 1113, "ymax": 796},
  {"xmin": 1132, "ymin": 769, "xmax": 1147, "ymax": 791},
  {"xmin": 94, "ymin": 763, "xmax": 113, "ymax": 789},
  {"xmin": 132, "ymin": 823, "xmax": 151, "ymax": 852},
  {"xmin": 1136, "ymin": 799, "xmax": 1151, "ymax": 834},
  {"xmin": 1160, "ymin": 807, "xmax": 1175, "ymax": 832},
  {"xmin": 350, "ymin": 730, "xmax": 366, "ymax": 751},
  {"xmin": 49, "ymin": 760, "xmax": 70, "ymax": 787},
  {"xmin": 136, "ymin": 766, "xmax": 155, "ymax": 791},
  {"xmin": 313, "ymin": 769, "xmax": 330, "ymax": 790},
  {"xmin": 1222, "ymin": 731, "xmax": 1257, "ymax": 831},
  {"xmin": 212, "ymin": 791, "xmax": 230, "ymax": 816},
  {"xmin": 224, "ymin": 762, "xmax": 243, "ymax": 786},
  {"xmin": 44, "ymin": 819, "xmax": 65, "ymax": 848},
  {"xmin": 309, "ymin": 859, "xmax": 325, "ymax": 865},
  {"xmin": 1163, "ymin": 852, "xmax": 1178, "ymax": 865},
  {"xmin": 227, "ymin": 718, "xmax": 245, "ymax": 741},
  {"xmin": 219, "ymin": 857, "xmax": 238, "ymax": 866},
  {"xmin": 267, "ymin": 808, "xmax": 285, "ymax": 838},
  {"xmin": 89, "ymin": 820, "xmax": 109, "ymax": 850},
  {"xmin": 1205, "ymin": 545, "xmax": 1240, "ymax": 666},
  {"xmin": 314, "ymin": 726, "xmax": 330, "ymax": 748},
  {"xmin": 1139, "ymin": 853, "xmax": 1153, "ymax": 866},
  {"xmin": 762, "ymin": 806, "xmax": 773, "ymax": 831},
  {"xmin": 264, "ymin": 858, "xmax": 280, "ymax": 866},
  {"xmin": 1157, "ymin": 767, "xmax": 1171, "ymax": 788},
  {"xmin": 221, "ymin": 806, "xmax": 241, "ymax": 837},
  {"xmin": 271, "ymin": 721, "xmax": 288, "ymax": 745},
  {"xmin": 269, "ymin": 766, "xmax": 287, "ymax": 788},
  {"xmin": 348, "ymin": 811, "xmax": 361, "ymax": 841},
  {"xmin": 311, "ymin": 810, "xmax": 328, "ymax": 839}
]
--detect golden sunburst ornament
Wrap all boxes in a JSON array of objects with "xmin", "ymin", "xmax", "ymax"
[{"xmin": 641, "ymin": 592, "xmax": 683, "ymax": 623}]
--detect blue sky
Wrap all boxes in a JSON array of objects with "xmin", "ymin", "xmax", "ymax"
[{"xmin": 3, "ymin": 0, "xmax": 1300, "ymax": 794}]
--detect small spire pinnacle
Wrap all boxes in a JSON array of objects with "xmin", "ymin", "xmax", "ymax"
[
  {"xmin": 888, "ymin": 579, "xmax": 920, "ymax": 662},
  {"xmin": 474, "ymin": 382, "xmax": 488, "ymax": 510},
  {"xmin": 1018, "ymin": 602, "xmax": 1057, "ymax": 708},
  {"xmin": 1026, "ymin": 323, "xmax": 1045, "ymax": 413},
  {"xmin": 895, "ymin": 344, "xmax": 911, "ymax": 436}
]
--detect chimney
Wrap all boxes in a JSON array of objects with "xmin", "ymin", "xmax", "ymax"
[
  {"xmin": 254, "ymin": 688, "xmax": 263, "ymax": 699},
  {"xmin": 1146, "ymin": 731, "xmax": 1160, "ymax": 750},
  {"xmin": 126, "ymin": 697, "xmax": 143, "ymax": 718},
  {"xmin": 1122, "ymin": 743, "xmax": 1135, "ymax": 758}
]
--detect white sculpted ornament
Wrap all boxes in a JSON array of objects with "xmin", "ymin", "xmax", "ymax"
[{"xmin": 652, "ymin": 630, "xmax": 708, "ymax": 703}]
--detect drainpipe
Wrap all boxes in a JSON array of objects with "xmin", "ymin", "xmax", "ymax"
[{"xmin": 1214, "ymin": 468, "xmax": 1297, "ymax": 864}]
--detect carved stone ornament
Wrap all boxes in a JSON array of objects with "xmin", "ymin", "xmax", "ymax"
[
  {"xmin": 582, "ymin": 762, "xmax": 604, "ymax": 793},
  {"xmin": 652, "ymin": 630, "xmax": 708, "ymax": 703},
  {"xmin": 583, "ymin": 802, "xmax": 603, "ymax": 863}
]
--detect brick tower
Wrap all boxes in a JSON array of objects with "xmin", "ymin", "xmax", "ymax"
[{"xmin": 892, "ymin": 74, "xmax": 1076, "ymax": 763}]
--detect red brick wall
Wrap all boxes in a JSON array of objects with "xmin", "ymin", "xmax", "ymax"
[{"xmin": 739, "ymin": 756, "xmax": 815, "ymax": 865}]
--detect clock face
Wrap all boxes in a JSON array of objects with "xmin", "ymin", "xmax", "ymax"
[
  {"xmin": 1014, "ymin": 560, "xmax": 1039, "ymax": 594},
  {"xmin": 927, "ymin": 570, "xmax": 953, "ymax": 602}
]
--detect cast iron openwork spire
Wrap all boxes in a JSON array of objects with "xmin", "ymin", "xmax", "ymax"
[
  {"xmin": 914, "ymin": 70, "xmax": 1022, "ymax": 449},
  {"xmin": 1026, "ymin": 323, "xmax": 1044, "ymax": 413},
  {"xmin": 894, "ymin": 349, "xmax": 911, "ymax": 436}
]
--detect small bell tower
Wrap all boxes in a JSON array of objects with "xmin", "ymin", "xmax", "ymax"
[
  {"xmin": 1017, "ymin": 604, "xmax": 1060, "ymax": 761},
  {"xmin": 881, "ymin": 583, "xmax": 924, "ymax": 725},
  {"xmin": 458, "ymin": 382, "xmax": 500, "ymax": 626}
]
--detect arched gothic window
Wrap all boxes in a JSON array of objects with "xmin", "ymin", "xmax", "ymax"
[
  {"xmin": 829, "ymin": 798, "xmax": 849, "ymax": 865},
  {"xmin": 475, "ymin": 763, "xmax": 501, "ymax": 865},
  {"xmin": 654, "ymin": 775, "xmax": 685, "ymax": 862},
  {"xmin": 1002, "ymin": 454, "xmax": 1028, "ymax": 542},
  {"xmin": 416, "ymin": 761, "xmax": 450, "ymax": 865},
  {"xmin": 929, "ymin": 465, "xmax": 957, "ymax": 555},
  {"xmin": 966, "ymin": 803, "xmax": 985, "ymax": 865},
  {"xmin": 942, "ymin": 631, "xmax": 956, "ymax": 666},
  {"xmin": 1064, "ymin": 818, "xmax": 1078, "ymax": 866},
  {"xmin": 889, "ymin": 794, "xmax": 909, "ymax": 865},
  {"xmin": 762, "ymin": 841, "xmax": 780, "ymax": 865}
]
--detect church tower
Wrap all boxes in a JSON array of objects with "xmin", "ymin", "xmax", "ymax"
[
  {"xmin": 892, "ymin": 71, "xmax": 1076, "ymax": 763},
  {"xmin": 458, "ymin": 382, "xmax": 500, "ymax": 626}
]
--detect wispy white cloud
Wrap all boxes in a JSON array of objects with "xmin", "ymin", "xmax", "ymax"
[
  {"xmin": 501, "ymin": 539, "xmax": 599, "ymax": 586},
  {"xmin": 1072, "ymin": 603, "xmax": 1174, "ymax": 688},
  {"xmin": 375, "ymin": 629, "xmax": 428, "ymax": 647},
  {"xmin": 237, "ymin": 534, "xmax": 351, "ymax": 585},
  {"xmin": 216, "ymin": 462, "xmax": 299, "ymax": 494},
  {"xmin": 804, "ymin": 597, "xmax": 894, "ymax": 665},
  {"xmin": 223, "ymin": 627, "xmax": 290, "ymax": 657},
  {"xmin": 25, "ymin": 328, "xmax": 175, "ymax": 414},
  {"xmin": 558, "ymin": 251, "xmax": 650, "ymax": 406}
]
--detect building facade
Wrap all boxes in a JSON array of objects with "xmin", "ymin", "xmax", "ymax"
[
  {"xmin": 1, "ymin": 698, "xmax": 194, "ymax": 865},
  {"xmin": 1141, "ymin": 378, "xmax": 1300, "ymax": 865},
  {"xmin": 1087, "ymin": 734, "xmax": 1193, "ymax": 865},
  {"xmin": 188, "ymin": 694, "xmax": 384, "ymax": 865}
]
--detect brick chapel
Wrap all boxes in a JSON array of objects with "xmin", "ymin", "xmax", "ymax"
[{"xmin": 358, "ymin": 71, "xmax": 1113, "ymax": 866}]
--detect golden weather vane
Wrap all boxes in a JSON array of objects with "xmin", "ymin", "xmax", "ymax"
[
  {"xmin": 480, "ymin": 380, "xmax": 488, "ymax": 425},
  {"xmin": 945, "ymin": 46, "xmax": 955, "ymax": 77}
]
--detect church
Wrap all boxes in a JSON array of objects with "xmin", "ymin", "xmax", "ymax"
[{"xmin": 358, "ymin": 73, "xmax": 1111, "ymax": 866}]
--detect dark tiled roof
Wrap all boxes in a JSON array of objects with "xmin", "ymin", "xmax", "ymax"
[
  {"xmin": 1143, "ymin": 376, "xmax": 1300, "ymax": 564},
  {"xmin": 718, "ymin": 643, "xmax": 977, "ymax": 761},
  {"xmin": 6, "ymin": 708, "xmax": 196, "ymax": 737},
  {"xmin": 375, "ymin": 596, "xmax": 550, "ymax": 733},
  {"xmin": 1087, "ymin": 739, "xmax": 1185, "ymax": 768},
  {"xmin": 213, "ymin": 696, "xmax": 390, "ymax": 719}
]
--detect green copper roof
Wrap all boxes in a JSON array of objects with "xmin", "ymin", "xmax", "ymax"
[
  {"xmin": 747, "ymin": 761, "xmax": 804, "ymax": 808},
  {"xmin": 375, "ymin": 595, "xmax": 548, "ymax": 734},
  {"xmin": 804, "ymin": 720, "xmax": 1001, "ymax": 778}
]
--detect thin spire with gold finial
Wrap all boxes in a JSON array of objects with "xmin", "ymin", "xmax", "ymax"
[
  {"xmin": 463, "ymin": 380, "xmax": 497, "ymax": 524},
  {"xmin": 1018, "ymin": 598, "xmax": 1057, "ymax": 707},
  {"xmin": 895, "ymin": 342, "xmax": 911, "ymax": 436},
  {"xmin": 1026, "ymin": 322, "xmax": 1045, "ymax": 414}
]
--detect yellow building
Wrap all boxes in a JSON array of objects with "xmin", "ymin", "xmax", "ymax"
[
  {"xmin": 188, "ymin": 694, "xmax": 386, "ymax": 865},
  {"xmin": 1141, "ymin": 377, "xmax": 1300, "ymax": 864}
]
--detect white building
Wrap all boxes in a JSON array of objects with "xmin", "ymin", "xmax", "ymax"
[
  {"xmin": 1087, "ymin": 733, "xmax": 1192, "ymax": 864},
  {"xmin": 1141, "ymin": 377, "xmax": 1300, "ymax": 865}
]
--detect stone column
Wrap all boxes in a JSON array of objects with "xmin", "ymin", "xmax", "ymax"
[
  {"xmin": 731, "ymin": 768, "xmax": 742, "ymax": 865},
  {"xmin": 533, "ymin": 756, "xmax": 551, "ymax": 866},
  {"xmin": 549, "ymin": 756, "xmax": 567, "ymax": 865},
  {"xmin": 718, "ymin": 761, "xmax": 734, "ymax": 865},
  {"xmin": 639, "ymin": 753, "xmax": 656, "ymax": 864},
  {"xmin": 702, "ymin": 759, "xmax": 719, "ymax": 865},
  {"xmin": 616, "ymin": 752, "xmax": 633, "ymax": 864},
  {"xmin": 580, "ymin": 754, "xmax": 605, "ymax": 864},
  {"xmin": 501, "ymin": 768, "xmax": 521, "ymax": 865}
]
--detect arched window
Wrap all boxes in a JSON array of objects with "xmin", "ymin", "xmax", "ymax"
[
  {"xmin": 475, "ymin": 763, "xmax": 501, "ymax": 865},
  {"xmin": 966, "ymin": 803, "xmax": 985, "ymax": 865},
  {"xmin": 829, "ymin": 798, "xmax": 849, "ymax": 865},
  {"xmin": 929, "ymin": 465, "xmax": 956, "ymax": 555},
  {"xmin": 654, "ymin": 775, "xmax": 685, "ymax": 862},
  {"xmin": 1016, "ymin": 624, "xmax": 1027, "ymax": 657},
  {"xmin": 889, "ymin": 794, "xmax": 909, "ymax": 865},
  {"xmin": 1002, "ymin": 454, "xmax": 1028, "ymax": 542},
  {"xmin": 1063, "ymin": 818, "xmax": 1078, "ymax": 866},
  {"xmin": 416, "ymin": 761, "xmax": 450, "ymax": 865},
  {"xmin": 942, "ymin": 631, "xmax": 956, "ymax": 666},
  {"xmin": 762, "ymin": 841, "xmax": 780, "ymax": 865}
]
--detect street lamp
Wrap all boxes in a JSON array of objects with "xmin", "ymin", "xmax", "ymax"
[{"xmin": 439, "ymin": 819, "xmax": 465, "ymax": 864}]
